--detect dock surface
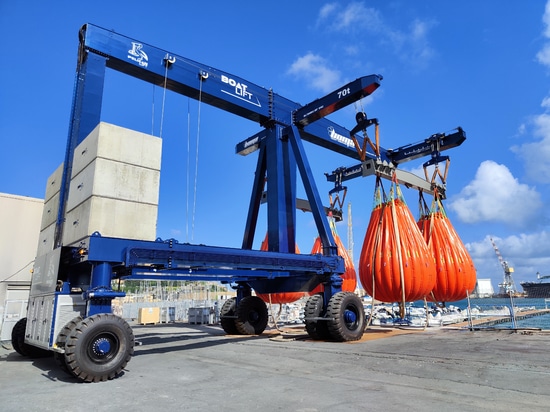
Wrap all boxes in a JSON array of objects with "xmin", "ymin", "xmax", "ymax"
[
  {"xmin": 1, "ymin": 322, "xmax": 549, "ymax": 411},
  {"xmin": 453, "ymin": 308, "xmax": 550, "ymax": 328}
]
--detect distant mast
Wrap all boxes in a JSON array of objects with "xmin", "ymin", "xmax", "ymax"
[{"xmin": 347, "ymin": 202, "xmax": 353, "ymax": 263}]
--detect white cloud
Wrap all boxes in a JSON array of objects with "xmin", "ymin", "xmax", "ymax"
[
  {"xmin": 314, "ymin": 2, "xmax": 436, "ymax": 70},
  {"xmin": 447, "ymin": 160, "xmax": 542, "ymax": 227},
  {"xmin": 517, "ymin": 123, "xmax": 527, "ymax": 136},
  {"xmin": 318, "ymin": 3, "xmax": 338, "ymax": 22},
  {"xmin": 170, "ymin": 228, "xmax": 182, "ymax": 237},
  {"xmin": 286, "ymin": 52, "xmax": 342, "ymax": 92},
  {"xmin": 543, "ymin": 0, "xmax": 550, "ymax": 38},
  {"xmin": 537, "ymin": 1, "xmax": 550, "ymax": 67},
  {"xmin": 511, "ymin": 113, "xmax": 550, "ymax": 183},
  {"xmin": 515, "ymin": 2, "xmax": 550, "ymax": 182},
  {"xmin": 536, "ymin": 44, "xmax": 550, "ymax": 67},
  {"xmin": 466, "ymin": 232, "xmax": 550, "ymax": 285},
  {"xmin": 317, "ymin": 2, "xmax": 383, "ymax": 33},
  {"xmin": 406, "ymin": 19, "xmax": 436, "ymax": 66}
]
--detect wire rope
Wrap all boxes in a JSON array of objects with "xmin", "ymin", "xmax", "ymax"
[
  {"xmin": 151, "ymin": 84, "xmax": 155, "ymax": 136},
  {"xmin": 159, "ymin": 62, "xmax": 169, "ymax": 138},
  {"xmin": 186, "ymin": 98, "xmax": 191, "ymax": 242},
  {"xmin": 353, "ymin": 99, "xmax": 365, "ymax": 116},
  {"xmin": 156, "ymin": 62, "xmax": 204, "ymax": 242},
  {"xmin": 191, "ymin": 77, "xmax": 205, "ymax": 241},
  {"xmin": 1, "ymin": 260, "xmax": 34, "ymax": 283}
]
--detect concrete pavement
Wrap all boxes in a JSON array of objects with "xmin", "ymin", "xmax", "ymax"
[{"xmin": 1, "ymin": 323, "xmax": 549, "ymax": 411}]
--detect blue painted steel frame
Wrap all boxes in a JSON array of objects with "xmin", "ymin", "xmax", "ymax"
[
  {"xmin": 76, "ymin": 234, "xmax": 344, "ymax": 295},
  {"xmin": 52, "ymin": 23, "xmax": 466, "ymax": 316},
  {"xmin": 54, "ymin": 52, "xmax": 106, "ymax": 247},
  {"xmin": 55, "ymin": 24, "xmax": 383, "ymax": 256}
]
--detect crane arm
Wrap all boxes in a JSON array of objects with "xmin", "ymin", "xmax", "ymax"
[
  {"xmin": 56, "ymin": 23, "xmax": 466, "ymax": 247},
  {"xmin": 80, "ymin": 24, "xmax": 384, "ymax": 157},
  {"xmin": 81, "ymin": 24, "xmax": 464, "ymax": 163}
]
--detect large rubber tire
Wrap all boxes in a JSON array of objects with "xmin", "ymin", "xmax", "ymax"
[
  {"xmin": 11, "ymin": 317, "xmax": 50, "ymax": 358},
  {"xmin": 220, "ymin": 298, "xmax": 240, "ymax": 335},
  {"xmin": 54, "ymin": 316, "xmax": 82, "ymax": 376},
  {"xmin": 326, "ymin": 292, "xmax": 365, "ymax": 342},
  {"xmin": 11, "ymin": 318, "xmax": 29, "ymax": 356},
  {"xmin": 235, "ymin": 296, "xmax": 268, "ymax": 335},
  {"xmin": 64, "ymin": 314, "xmax": 134, "ymax": 382},
  {"xmin": 304, "ymin": 294, "xmax": 331, "ymax": 340}
]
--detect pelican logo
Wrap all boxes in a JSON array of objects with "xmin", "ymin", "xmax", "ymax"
[{"xmin": 128, "ymin": 42, "xmax": 149, "ymax": 67}]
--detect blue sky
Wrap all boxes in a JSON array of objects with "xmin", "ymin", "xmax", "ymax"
[{"xmin": 2, "ymin": 1, "xmax": 550, "ymax": 292}]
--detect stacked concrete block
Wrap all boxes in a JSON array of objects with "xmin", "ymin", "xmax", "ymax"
[
  {"xmin": 62, "ymin": 122, "xmax": 162, "ymax": 245},
  {"xmin": 37, "ymin": 163, "xmax": 64, "ymax": 256},
  {"xmin": 36, "ymin": 122, "xmax": 162, "ymax": 254}
]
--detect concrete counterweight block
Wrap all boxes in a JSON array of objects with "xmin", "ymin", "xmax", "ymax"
[{"xmin": 57, "ymin": 122, "xmax": 162, "ymax": 246}]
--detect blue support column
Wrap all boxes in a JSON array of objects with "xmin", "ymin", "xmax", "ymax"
[
  {"xmin": 91, "ymin": 262, "xmax": 112, "ymax": 289},
  {"xmin": 55, "ymin": 51, "xmax": 107, "ymax": 248},
  {"xmin": 85, "ymin": 262, "xmax": 124, "ymax": 316},
  {"xmin": 241, "ymin": 143, "xmax": 267, "ymax": 250},
  {"xmin": 286, "ymin": 125, "xmax": 337, "ymax": 257},
  {"xmin": 265, "ymin": 125, "xmax": 297, "ymax": 253}
]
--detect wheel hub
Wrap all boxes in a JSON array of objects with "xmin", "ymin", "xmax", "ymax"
[
  {"xmin": 344, "ymin": 309, "xmax": 357, "ymax": 325},
  {"xmin": 92, "ymin": 337, "xmax": 112, "ymax": 357},
  {"xmin": 248, "ymin": 311, "xmax": 259, "ymax": 323}
]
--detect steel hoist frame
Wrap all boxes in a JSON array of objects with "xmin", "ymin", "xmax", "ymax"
[{"xmin": 15, "ymin": 23, "xmax": 466, "ymax": 381}]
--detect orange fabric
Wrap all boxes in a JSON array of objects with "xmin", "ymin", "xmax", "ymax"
[
  {"xmin": 256, "ymin": 232, "xmax": 306, "ymax": 304},
  {"xmin": 309, "ymin": 219, "xmax": 357, "ymax": 294},
  {"xmin": 359, "ymin": 181, "xmax": 436, "ymax": 304},
  {"xmin": 418, "ymin": 196, "xmax": 476, "ymax": 302}
]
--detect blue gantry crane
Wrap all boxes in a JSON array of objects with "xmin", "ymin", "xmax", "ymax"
[{"xmin": 11, "ymin": 24, "xmax": 466, "ymax": 382}]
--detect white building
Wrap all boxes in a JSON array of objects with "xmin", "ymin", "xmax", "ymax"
[
  {"xmin": 0, "ymin": 193, "xmax": 43, "ymax": 341},
  {"xmin": 472, "ymin": 278, "xmax": 495, "ymax": 298}
]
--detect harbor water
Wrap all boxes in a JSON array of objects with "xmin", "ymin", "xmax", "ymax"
[
  {"xmin": 363, "ymin": 296, "xmax": 550, "ymax": 329},
  {"xmin": 422, "ymin": 297, "xmax": 550, "ymax": 329}
]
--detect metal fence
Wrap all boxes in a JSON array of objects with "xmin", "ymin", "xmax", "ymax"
[{"xmin": 114, "ymin": 300, "xmax": 221, "ymax": 324}]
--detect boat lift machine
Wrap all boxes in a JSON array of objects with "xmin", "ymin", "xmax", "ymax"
[{"xmin": 11, "ymin": 24, "xmax": 466, "ymax": 382}]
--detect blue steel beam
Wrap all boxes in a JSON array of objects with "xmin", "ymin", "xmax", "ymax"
[
  {"xmin": 293, "ymin": 75, "xmax": 382, "ymax": 126},
  {"xmin": 325, "ymin": 127, "xmax": 467, "ymax": 184},
  {"xmin": 286, "ymin": 125, "xmax": 337, "ymax": 256},
  {"xmin": 265, "ymin": 125, "xmax": 298, "ymax": 254},
  {"xmin": 81, "ymin": 24, "xmax": 383, "ymax": 159},
  {"xmin": 81, "ymin": 24, "xmax": 272, "ymax": 125},
  {"xmin": 388, "ymin": 127, "xmax": 466, "ymax": 165},
  {"xmin": 79, "ymin": 235, "xmax": 343, "ymax": 274},
  {"xmin": 241, "ymin": 142, "xmax": 267, "ymax": 250},
  {"xmin": 75, "ymin": 235, "xmax": 342, "ymax": 294},
  {"xmin": 55, "ymin": 52, "xmax": 106, "ymax": 247}
]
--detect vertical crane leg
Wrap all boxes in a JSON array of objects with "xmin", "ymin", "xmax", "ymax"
[
  {"xmin": 86, "ymin": 262, "xmax": 124, "ymax": 316},
  {"xmin": 286, "ymin": 125, "xmax": 365, "ymax": 341},
  {"xmin": 55, "ymin": 53, "xmax": 107, "ymax": 248},
  {"xmin": 286, "ymin": 125, "xmax": 338, "ymax": 259},
  {"xmin": 241, "ymin": 144, "xmax": 267, "ymax": 250},
  {"xmin": 265, "ymin": 125, "xmax": 297, "ymax": 253}
]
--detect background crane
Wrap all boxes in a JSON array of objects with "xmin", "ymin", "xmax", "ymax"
[{"xmin": 490, "ymin": 237, "xmax": 517, "ymax": 295}]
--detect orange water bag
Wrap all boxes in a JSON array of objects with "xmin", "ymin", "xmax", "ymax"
[
  {"xmin": 417, "ymin": 193, "xmax": 476, "ymax": 302},
  {"xmin": 359, "ymin": 178, "xmax": 436, "ymax": 304},
  {"xmin": 309, "ymin": 216, "xmax": 357, "ymax": 294}
]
